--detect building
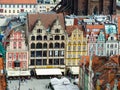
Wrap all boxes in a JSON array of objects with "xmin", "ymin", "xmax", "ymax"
[
  {"xmin": 79, "ymin": 55, "xmax": 120, "ymax": 90},
  {"xmin": 96, "ymin": 30, "xmax": 106, "ymax": 56},
  {"xmin": 36, "ymin": 0, "xmax": 61, "ymax": 13},
  {"xmin": 0, "ymin": 0, "xmax": 37, "ymax": 16},
  {"xmin": 6, "ymin": 30, "xmax": 28, "ymax": 71},
  {"xmin": 27, "ymin": 13, "xmax": 66, "ymax": 75},
  {"xmin": 65, "ymin": 25, "xmax": 87, "ymax": 75},
  {"xmin": 53, "ymin": 0, "xmax": 116, "ymax": 15}
]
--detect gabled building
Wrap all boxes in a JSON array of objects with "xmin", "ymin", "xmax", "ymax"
[
  {"xmin": 88, "ymin": 32, "xmax": 97, "ymax": 56},
  {"xmin": 6, "ymin": 30, "xmax": 28, "ymax": 70},
  {"xmin": 96, "ymin": 30, "xmax": 106, "ymax": 56},
  {"xmin": 65, "ymin": 25, "xmax": 87, "ymax": 75},
  {"xmin": 27, "ymin": 13, "xmax": 66, "ymax": 74}
]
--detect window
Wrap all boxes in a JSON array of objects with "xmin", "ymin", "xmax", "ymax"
[
  {"xmin": 43, "ymin": 43, "xmax": 47, "ymax": 48},
  {"xmin": 61, "ymin": 36, "xmax": 64, "ymax": 40},
  {"xmin": 49, "ymin": 43, "xmax": 53, "ymax": 48},
  {"xmin": 78, "ymin": 46, "xmax": 81, "ymax": 51},
  {"xmin": 73, "ymin": 46, "xmax": 76, "ymax": 51},
  {"xmin": 36, "ymin": 43, "xmax": 42, "ymax": 49},
  {"xmin": 31, "ymin": 36, "xmax": 35, "ymax": 40},
  {"xmin": 36, "ymin": 35, "xmax": 42, "ymax": 40},
  {"xmin": 31, "ymin": 43, "xmax": 35, "ymax": 49},
  {"xmin": 60, "ymin": 59, "xmax": 64, "ymax": 65},
  {"xmin": 37, "ymin": 29, "xmax": 42, "ymax": 33},
  {"xmin": 36, "ymin": 51, "xmax": 42, "ymax": 57},
  {"xmin": 55, "ymin": 50, "xmax": 58, "ymax": 56},
  {"xmin": 49, "ymin": 59, "xmax": 53, "ymax": 65},
  {"xmin": 68, "ymin": 46, "xmax": 71, "ymax": 50},
  {"xmin": 49, "ymin": 51, "xmax": 53, "ymax": 56},
  {"xmin": 18, "ymin": 42, "xmax": 21, "ymax": 49},
  {"xmin": 68, "ymin": 54, "xmax": 71, "ymax": 58},
  {"xmin": 54, "ymin": 59, "xmax": 59, "ymax": 65},
  {"xmin": 31, "ymin": 51, "xmax": 35, "ymax": 57},
  {"xmin": 61, "ymin": 51, "xmax": 64, "ymax": 56},
  {"xmin": 9, "ymin": 54, "xmax": 12, "ymax": 59},
  {"xmin": 43, "ymin": 59, "xmax": 47, "ymax": 65},
  {"xmin": 44, "ymin": 36, "xmax": 47, "ymax": 40},
  {"xmin": 55, "ymin": 35, "xmax": 60, "ymax": 40},
  {"xmin": 14, "ymin": 61, "xmax": 20, "ymax": 67},
  {"xmin": 17, "ymin": 10, "xmax": 19, "ymax": 13},
  {"xmin": 55, "ymin": 29, "xmax": 60, "ymax": 33},
  {"xmin": 36, "ymin": 59, "xmax": 42, "ymax": 65},
  {"xmin": 13, "ymin": 10, "xmax": 15, "ymax": 13},
  {"xmin": 61, "ymin": 43, "xmax": 65, "ymax": 48},
  {"xmin": 55, "ymin": 43, "xmax": 60, "ymax": 48},
  {"xmin": 43, "ymin": 51, "xmax": 47, "ymax": 57}
]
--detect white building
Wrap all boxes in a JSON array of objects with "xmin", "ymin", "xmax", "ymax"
[
  {"xmin": 0, "ymin": 0, "xmax": 37, "ymax": 16},
  {"xmin": 36, "ymin": 0, "xmax": 61, "ymax": 13},
  {"xmin": 106, "ymin": 34, "xmax": 118, "ymax": 56}
]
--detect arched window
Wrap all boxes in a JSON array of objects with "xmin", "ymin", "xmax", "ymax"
[
  {"xmin": 31, "ymin": 36, "xmax": 35, "ymax": 40},
  {"xmin": 61, "ymin": 36, "xmax": 64, "ymax": 40},
  {"xmin": 49, "ymin": 43, "xmax": 53, "ymax": 48},
  {"xmin": 55, "ymin": 43, "xmax": 60, "ymax": 48},
  {"xmin": 55, "ymin": 35, "xmax": 60, "ymax": 40},
  {"xmin": 36, "ymin": 35, "xmax": 42, "ymax": 40},
  {"xmin": 44, "ymin": 35, "xmax": 47, "ymax": 40},
  {"xmin": 61, "ymin": 42, "xmax": 65, "ymax": 48},
  {"xmin": 31, "ymin": 43, "xmax": 35, "ymax": 49},
  {"xmin": 43, "ymin": 43, "xmax": 47, "ymax": 48},
  {"xmin": 36, "ymin": 43, "xmax": 42, "ymax": 49}
]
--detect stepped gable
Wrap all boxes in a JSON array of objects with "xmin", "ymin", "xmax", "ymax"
[{"xmin": 27, "ymin": 13, "xmax": 65, "ymax": 32}]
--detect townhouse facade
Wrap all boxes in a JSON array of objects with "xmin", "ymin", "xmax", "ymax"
[
  {"xmin": 0, "ymin": 0, "xmax": 37, "ymax": 16},
  {"xmin": 6, "ymin": 30, "xmax": 28, "ymax": 70},
  {"xmin": 27, "ymin": 13, "xmax": 66, "ymax": 74},
  {"xmin": 0, "ymin": 0, "xmax": 61, "ymax": 16},
  {"xmin": 65, "ymin": 26, "xmax": 87, "ymax": 74}
]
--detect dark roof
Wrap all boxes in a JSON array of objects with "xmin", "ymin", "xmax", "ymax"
[{"xmin": 27, "ymin": 13, "xmax": 65, "ymax": 32}]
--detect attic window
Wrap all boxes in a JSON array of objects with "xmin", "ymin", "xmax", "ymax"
[
  {"xmin": 55, "ymin": 29, "xmax": 60, "ymax": 33},
  {"xmin": 37, "ymin": 29, "xmax": 42, "ymax": 33}
]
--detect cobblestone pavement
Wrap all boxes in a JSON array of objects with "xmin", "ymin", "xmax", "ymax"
[
  {"xmin": 7, "ymin": 78, "xmax": 51, "ymax": 90},
  {"xmin": 7, "ymin": 78, "xmax": 79, "ymax": 90}
]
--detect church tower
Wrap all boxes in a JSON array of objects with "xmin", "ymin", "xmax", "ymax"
[{"xmin": 88, "ymin": 0, "xmax": 100, "ymax": 15}]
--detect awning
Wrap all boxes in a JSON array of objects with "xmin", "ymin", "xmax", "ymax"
[
  {"xmin": 7, "ymin": 70, "xmax": 30, "ymax": 77},
  {"xmin": 71, "ymin": 67, "xmax": 79, "ymax": 75},
  {"xmin": 35, "ymin": 68, "xmax": 62, "ymax": 75}
]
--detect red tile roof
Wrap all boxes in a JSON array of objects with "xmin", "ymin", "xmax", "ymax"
[
  {"xmin": 27, "ymin": 13, "xmax": 65, "ymax": 32},
  {"xmin": 0, "ymin": 0, "xmax": 37, "ymax": 4},
  {"xmin": 66, "ymin": 25, "xmax": 83, "ymax": 36}
]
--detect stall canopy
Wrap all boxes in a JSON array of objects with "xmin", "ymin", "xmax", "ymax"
[
  {"xmin": 71, "ymin": 67, "xmax": 79, "ymax": 75},
  {"xmin": 7, "ymin": 70, "xmax": 30, "ymax": 77},
  {"xmin": 35, "ymin": 68, "xmax": 62, "ymax": 75}
]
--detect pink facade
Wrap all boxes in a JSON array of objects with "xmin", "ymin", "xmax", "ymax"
[
  {"xmin": 88, "ymin": 32, "xmax": 97, "ymax": 56},
  {"xmin": 6, "ymin": 31, "xmax": 28, "ymax": 70}
]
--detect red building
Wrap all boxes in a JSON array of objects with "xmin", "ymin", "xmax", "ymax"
[{"xmin": 6, "ymin": 30, "xmax": 28, "ymax": 70}]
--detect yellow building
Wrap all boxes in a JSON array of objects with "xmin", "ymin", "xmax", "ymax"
[{"xmin": 66, "ymin": 26, "xmax": 87, "ymax": 75}]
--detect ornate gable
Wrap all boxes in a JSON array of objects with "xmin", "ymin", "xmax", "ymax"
[{"xmin": 97, "ymin": 30, "xmax": 105, "ymax": 42}]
